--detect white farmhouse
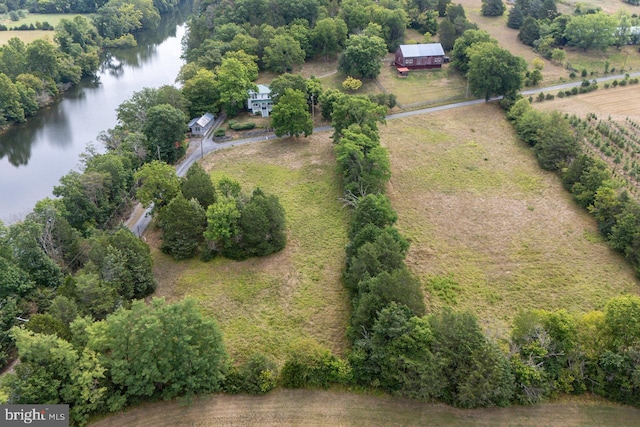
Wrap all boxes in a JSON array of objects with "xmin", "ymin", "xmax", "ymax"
[{"xmin": 247, "ymin": 84, "xmax": 273, "ymax": 117}]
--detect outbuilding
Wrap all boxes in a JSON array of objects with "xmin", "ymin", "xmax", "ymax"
[
  {"xmin": 188, "ymin": 112, "xmax": 215, "ymax": 136},
  {"xmin": 394, "ymin": 43, "xmax": 446, "ymax": 69}
]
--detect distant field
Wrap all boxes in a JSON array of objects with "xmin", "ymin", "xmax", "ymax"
[
  {"xmin": 460, "ymin": 0, "xmax": 570, "ymax": 85},
  {"xmin": 0, "ymin": 13, "xmax": 87, "ymax": 44},
  {"xmin": 383, "ymin": 103, "xmax": 640, "ymax": 335},
  {"xmin": 0, "ymin": 29, "xmax": 53, "ymax": 44},
  {"xmin": 91, "ymin": 389, "xmax": 640, "ymax": 427},
  {"xmin": 150, "ymin": 134, "xmax": 351, "ymax": 364}
]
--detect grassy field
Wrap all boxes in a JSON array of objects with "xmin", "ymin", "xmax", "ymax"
[
  {"xmin": 91, "ymin": 390, "xmax": 640, "ymax": 427},
  {"xmin": 383, "ymin": 103, "xmax": 640, "ymax": 335},
  {"xmin": 150, "ymin": 134, "xmax": 351, "ymax": 364},
  {"xmin": 0, "ymin": 13, "xmax": 81, "ymax": 44}
]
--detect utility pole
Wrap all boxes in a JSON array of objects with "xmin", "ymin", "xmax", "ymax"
[
  {"xmin": 201, "ymin": 138, "xmax": 204, "ymax": 159},
  {"xmin": 311, "ymin": 94, "xmax": 315, "ymax": 122}
]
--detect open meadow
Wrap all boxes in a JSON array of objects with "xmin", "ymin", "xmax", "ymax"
[
  {"xmin": 382, "ymin": 103, "xmax": 640, "ymax": 335},
  {"xmin": 150, "ymin": 134, "xmax": 351, "ymax": 364},
  {"xmin": 0, "ymin": 13, "xmax": 76, "ymax": 44}
]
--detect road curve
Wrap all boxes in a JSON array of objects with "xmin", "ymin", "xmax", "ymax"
[{"xmin": 128, "ymin": 71, "xmax": 640, "ymax": 236}]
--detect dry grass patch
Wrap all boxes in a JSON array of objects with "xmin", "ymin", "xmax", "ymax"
[
  {"xmin": 534, "ymin": 84, "xmax": 640, "ymax": 120},
  {"xmin": 91, "ymin": 389, "xmax": 640, "ymax": 427},
  {"xmin": 383, "ymin": 103, "xmax": 639, "ymax": 335},
  {"xmin": 0, "ymin": 30, "xmax": 53, "ymax": 45},
  {"xmin": 152, "ymin": 133, "xmax": 351, "ymax": 364}
]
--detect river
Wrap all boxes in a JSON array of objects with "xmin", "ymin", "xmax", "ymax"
[{"xmin": 0, "ymin": 12, "xmax": 188, "ymax": 223}]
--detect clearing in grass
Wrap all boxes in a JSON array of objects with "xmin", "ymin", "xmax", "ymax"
[
  {"xmin": 151, "ymin": 133, "xmax": 351, "ymax": 364},
  {"xmin": 382, "ymin": 103, "xmax": 639, "ymax": 335}
]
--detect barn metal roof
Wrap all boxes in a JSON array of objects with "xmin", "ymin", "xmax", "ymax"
[
  {"xmin": 196, "ymin": 112, "xmax": 215, "ymax": 127},
  {"xmin": 398, "ymin": 43, "xmax": 445, "ymax": 58}
]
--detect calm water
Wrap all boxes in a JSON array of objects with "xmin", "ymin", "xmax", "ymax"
[{"xmin": 0, "ymin": 14, "xmax": 187, "ymax": 223}]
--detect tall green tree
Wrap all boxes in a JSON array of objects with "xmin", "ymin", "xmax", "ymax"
[
  {"xmin": 481, "ymin": 0, "xmax": 505, "ymax": 16},
  {"xmin": 157, "ymin": 194, "xmax": 207, "ymax": 259},
  {"xmin": 310, "ymin": 17, "xmax": 348, "ymax": 58},
  {"xmin": 338, "ymin": 34, "xmax": 387, "ymax": 79},
  {"xmin": 86, "ymin": 298, "xmax": 228, "ymax": 406},
  {"xmin": 215, "ymin": 57, "xmax": 257, "ymax": 117},
  {"xmin": 134, "ymin": 160, "xmax": 181, "ymax": 210},
  {"xmin": 518, "ymin": 16, "xmax": 541, "ymax": 46},
  {"xmin": 182, "ymin": 68, "xmax": 220, "ymax": 118},
  {"xmin": 451, "ymin": 29, "xmax": 497, "ymax": 75},
  {"xmin": 263, "ymin": 34, "xmax": 306, "ymax": 73},
  {"xmin": 467, "ymin": 42, "xmax": 526, "ymax": 101},
  {"xmin": 142, "ymin": 103, "xmax": 187, "ymax": 163},
  {"xmin": 270, "ymin": 88, "xmax": 313, "ymax": 138},
  {"xmin": 564, "ymin": 13, "xmax": 617, "ymax": 51},
  {"xmin": 181, "ymin": 162, "xmax": 216, "ymax": 209},
  {"xmin": 331, "ymin": 96, "xmax": 387, "ymax": 142}
]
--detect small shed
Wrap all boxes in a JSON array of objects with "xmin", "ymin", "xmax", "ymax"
[
  {"xmin": 394, "ymin": 43, "xmax": 446, "ymax": 69},
  {"xmin": 188, "ymin": 112, "xmax": 215, "ymax": 136},
  {"xmin": 396, "ymin": 67, "xmax": 409, "ymax": 77}
]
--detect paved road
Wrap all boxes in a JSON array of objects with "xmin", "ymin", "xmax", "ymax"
[{"xmin": 128, "ymin": 71, "xmax": 640, "ymax": 236}]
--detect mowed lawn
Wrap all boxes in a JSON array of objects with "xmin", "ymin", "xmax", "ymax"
[
  {"xmin": 383, "ymin": 104, "xmax": 640, "ymax": 334},
  {"xmin": 150, "ymin": 134, "xmax": 351, "ymax": 364}
]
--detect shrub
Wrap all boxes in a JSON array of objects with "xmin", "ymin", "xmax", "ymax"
[
  {"xmin": 213, "ymin": 127, "xmax": 225, "ymax": 137},
  {"xmin": 569, "ymin": 72, "xmax": 576, "ymax": 78},
  {"xmin": 581, "ymin": 69, "xmax": 588, "ymax": 77},
  {"xmin": 613, "ymin": 80, "xmax": 619, "ymax": 87},
  {"xmin": 229, "ymin": 121, "xmax": 256, "ymax": 131},
  {"xmin": 557, "ymin": 91, "xmax": 565, "ymax": 98},
  {"xmin": 571, "ymin": 86, "xmax": 578, "ymax": 95},
  {"xmin": 536, "ymin": 92, "xmax": 545, "ymax": 102},
  {"xmin": 619, "ymin": 79, "xmax": 628, "ymax": 87},
  {"xmin": 280, "ymin": 341, "xmax": 352, "ymax": 388},
  {"xmin": 545, "ymin": 93, "xmax": 554, "ymax": 100}
]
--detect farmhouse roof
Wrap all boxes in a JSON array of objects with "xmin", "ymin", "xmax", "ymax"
[
  {"xmin": 253, "ymin": 84, "xmax": 271, "ymax": 95},
  {"xmin": 398, "ymin": 43, "xmax": 445, "ymax": 58}
]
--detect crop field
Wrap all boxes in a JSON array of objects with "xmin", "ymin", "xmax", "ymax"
[
  {"xmin": 382, "ymin": 103, "xmax": 639, "ymax": 334},
  {"xmin": 91, "ymin": 389, "xmax": 640, "ymax": 427},
  {"xmin": 150, "ymin": 134, "xmax": 351, "ymax": 364},
  {"xmin": 536, "ymin": 84, "xmax": 640, "ymax": 197}
]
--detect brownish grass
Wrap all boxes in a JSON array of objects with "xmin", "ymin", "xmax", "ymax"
[
  {"xmin": 382, "ymin": 103, "xmax": 640, "ymax": 335},
  {"xmin": 0, "ymin": 30, "xmax": 53, "ymax": 45},
  {"xmin": 534, "ymin": 84, "xmax": 640, "ymax": 120},
  {"xmin": 90, "ymin": 389, "xmax": 640, "ymax": 427},
  {"xmin": 151, "ymin": 133, "xmax": 351, "ymax": 364}
]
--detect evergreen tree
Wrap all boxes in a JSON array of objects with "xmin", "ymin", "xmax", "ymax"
[
  {"xmin": 507, "ymin": 5, "xmax": 524, "ymax": 29},
  {"xmin": 481, "ymin": 0, "xmax": 506, "ymax": 16},
  {"xmin": 157, "ymin": 194, "xmax": 207, "ymax": 259},
  {"xmin": 181, "ymin": 162, "xmax": 216, "ymax": 209}
]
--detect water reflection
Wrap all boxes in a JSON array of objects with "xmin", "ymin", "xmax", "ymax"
[{"xmin": 0, "ymin": 4, "xmax": 190, "ymax": 222}]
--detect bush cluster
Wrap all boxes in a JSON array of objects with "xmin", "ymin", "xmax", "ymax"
[{"xmin": 228, "ymin": 120, "xmax": 256, "ymax": 131}]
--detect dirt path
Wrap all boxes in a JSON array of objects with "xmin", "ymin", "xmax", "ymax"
[{"xmin": 90, "ymin": 389, "xmax": 640, "ymax": 427}]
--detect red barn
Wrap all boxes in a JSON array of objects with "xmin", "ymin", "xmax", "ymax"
[{"xmin": 394, "ymin": 43, "xmax": 446, "ymax": 69}]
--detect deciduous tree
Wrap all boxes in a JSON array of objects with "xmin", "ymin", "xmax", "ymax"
[{"xmin": 270, "ymin": 88, "xmax": 313, "ymax": 138}]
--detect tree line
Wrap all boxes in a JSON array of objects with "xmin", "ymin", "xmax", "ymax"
[{"xmin": 506, "ymin": 0, "xmax": 640, "ymax": 57}]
